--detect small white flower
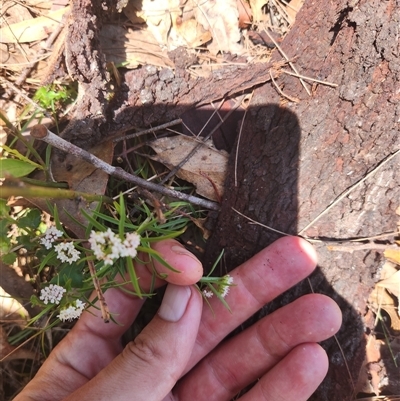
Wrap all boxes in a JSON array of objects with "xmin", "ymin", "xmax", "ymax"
[
  {"xmin": 39, "ymin": 284, "xmax": 66, "ymax": 305},
  {"xmin": 202, "ymin": 289, "xmax": 214, "ymax": 299},
  {"xmin": 89, "ymin": 229, "xmax": 140, "ymax": 264},
  {"xmin": 40, "ymin": 226, "xmax": 63, "ymax": 249},
  {"xmin": 54, "ymin": 242, "xmax": 80, "ymax": 264},
  {"xmin": 121, "ymin": 232, "xmax": 141, "ymax": 258},
  {"xmin": 89, "ymin": 228, "xmax": 124, "ymax": 265},
  {"xmin": 57, "ymin": 299, "xmax": 86, "ymax": 322}
]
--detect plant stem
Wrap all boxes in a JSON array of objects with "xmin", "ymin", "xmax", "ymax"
[{"xmin": 1, "ymin": 185, "xmax": 113, "ymax": 203}]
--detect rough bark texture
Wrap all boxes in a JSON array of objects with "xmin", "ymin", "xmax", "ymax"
[
  {"xmin": 204, "ymin": 0, "xmax": 400, "ymax": 399},
  {"xmin": 105, "ymin": 53, "xmax": 278, "ymax": 137},
  {"xmin": 61, "ymin": 0, "xmax": 110, "ymax": 147}
]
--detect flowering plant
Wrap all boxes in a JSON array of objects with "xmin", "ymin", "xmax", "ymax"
[{"xmin": 2, "ymin": 194, "xmax": 233, "ymax": 342}]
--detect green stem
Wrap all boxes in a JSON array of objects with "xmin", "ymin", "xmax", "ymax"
[
  {"xmin": 0, "ymin": 185, "xmax": 113, "ymax": 204},
  {"xmin": 0, "ymin": 113, "xmax": 46, "ymax": 169},
  {"xmin": 20, "ymin": 177, "xmax": 69, "ymax": 188}
]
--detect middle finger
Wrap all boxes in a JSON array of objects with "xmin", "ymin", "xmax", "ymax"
[{"xmin": 174, "ymin": 294, "xmax": 341, "ymax": 400}]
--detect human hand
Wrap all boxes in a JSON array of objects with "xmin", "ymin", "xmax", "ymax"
[{"xmin": 15, "ymin": 236, "xmax": 341, "ymax": 401}]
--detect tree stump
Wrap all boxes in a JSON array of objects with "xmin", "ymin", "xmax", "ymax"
[{"xmin": 203, "ymin": 0, "xmax": 400, "ymax": 399}]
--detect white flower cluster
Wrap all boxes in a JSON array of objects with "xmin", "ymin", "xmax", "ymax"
[
  {"xmin": 39, "ymin": 284, "xmax": 66, "ymax": 305},
  {"xmin": 202, "ymin": 275, "xmax": 234, "ymax": 299},
  {"xmin": 40, "ymin": 226, "xmax": 63, "ymax": 249},
  {"xmin": 40, "ymin": 226, "xmax": 81, "ymax": 264},
  {"xmin": 88, "ymin": 229, "xmax": 141, "ymax": 265},
  {"xmin": 57, "ymin": 299, "xmax": 86, "ymax": 322},
  {"xmin": 54, "ymin": 242, "xmax": 80, "ymax": 264},
  {"xmin": 219, "ymin": 274, "xmax": 234, "ymax": 298}
]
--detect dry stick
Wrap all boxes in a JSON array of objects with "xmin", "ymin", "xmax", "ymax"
[
  {"xmin": 308, "ymin": 231, "xmax": 399, "ymax": 245},
  {"xmin": 281, "ymin": 69, "xmax": 338, "ymax": 87},
  {"xmin": 262, "ymin": 29, "xmax": 311, "ymax": 96},
  {"xmin": 327, "ymin": 243, "xmax": 400, "ymax": 252},
  {"xmin": 160, "ymin": 95, "xmax": 246, "ymax": 184},
  {"xmin": 87, "ymin": 259, "xmax": 110, "ymax": 322},
  {"xmin": 298, "ymin": 149, "xmax": 400, "ymax": 235},
  {"xmin": 269, "ymin": 70, "xmax": 299, "ymax": 102},
  {"xmin": 30, "ymin": 125, "xmax": 219, "ymax": 211},
  {"xmin": 112, "ymin": 119, "xmax": 182, "ymax": 143}
]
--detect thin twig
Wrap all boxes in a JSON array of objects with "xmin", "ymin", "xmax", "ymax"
[
  {"xmin": 327, "ymin": 243, "xmax": 399, "ymax": 253},
  {"xmin": 262, "ymin": 29, "xmax": 311, "ymax": 96},
  {"xmin": 307, "ymin": 231, "xmax": 399, "ymax": 244},
  {"xmin": 87, "ymin": 259, "xmax": 110, "ymax": 322},
  {"xmin": 160, "ymin": 95, "xmax": 245, "ymax": 184},
  {"xmin": 270, "ymin": 69, "xmax": 299, "ymax": 102},
  {"xmin": 30, "ymin": 125, "xmax": 219, "ymax": 211},
  {"xmin": 281, "ymin": 69, "xmax": 338, "ymax": 87},
  {"xmin": 234, "ymin": 92, "xmax": 253, "ymax": 186},
  {"xmin": 113, "ymin": 119, "xmax": 182, "ymax": 143},
  {"xmin": 232, "ymin": 207, "xmax": 291, "ymax": 236},
  {"xmin": 197, "ymin": 98, "xmax": 226, "ymax": 138},
  {"xmin": 298, "ymin": 149, "xmax": 400, "ymax": 235}
]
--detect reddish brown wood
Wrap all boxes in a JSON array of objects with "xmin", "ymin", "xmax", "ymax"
[{"xmin": 204, "ymin": 0, "xmax": 400, "ymax": 399}]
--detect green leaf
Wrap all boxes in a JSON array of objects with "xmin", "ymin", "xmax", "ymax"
[
  {"xmin": 52, "ymin": 264, "xmax": 84, "ymax": 288},
  {"xmin": 126, "ymin": 256, "xmax": 142, "ymax": 298},
  {"xmin": 117, "ymin": 194, "xmax": 126, "ymax": 240},
  {"xmin": 0, "ymin": 237, "xmax": 10, "ymax": 256},
  {"xmin": 18, "ymin": 209, "xmax": 41, "ymax": 230},
  {"xmin": 2, "ymin": 251, "xmax": 17, "ymax": 264},
  {"xmin": 0, "ymin": 199, "xmax": 10, "ymax": 217},
  {"xmin": 0, "ymin": 219, "xmax": 10, "ymax": 236},
  {"xmin": 81, "ymin": 208, "xmax": 106, "ymax": 232},
  {"xmin": 138, "ymin": 246, "xmax": 181, "ymax": 273},
  {"xmin": 18, "ymin": 234, "xmax": 36, "ymax": 251},
  {"xmin": 38, "ymin": 250, "xmax": 58, "ymax": 274},
  {"xmin": 0, "ymin": 159, "xmax": 37, "ymax": 178},
  {"xmin": 1, "ymin": 145, "xmax": 43, "ymax": 169}
]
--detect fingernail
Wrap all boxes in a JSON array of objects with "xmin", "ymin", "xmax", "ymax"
[
  {"xmin": 158, "ymin": 284, "xmax": 191, "ymax": 322},
  {"xmin": 171, "ymin": 245, "xmax": 201, "ymax": 263}
]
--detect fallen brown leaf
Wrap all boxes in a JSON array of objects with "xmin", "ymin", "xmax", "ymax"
[
  {"xmin": 0, "ymin": 7, "xmax": 69, "ymax": 44},
  {"xmin": 149, "ymin": 136, "xmax": 228, "ymax": 202}
]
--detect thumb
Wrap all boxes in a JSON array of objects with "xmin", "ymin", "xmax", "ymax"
[{"xmin": 65, "ymin": 284, "xmax": 203, "ymax": 401}]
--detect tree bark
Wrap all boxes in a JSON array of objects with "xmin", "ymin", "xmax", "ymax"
[{"xmin": 203, "ymin": 0, "xmax": 400, "ymax": 399}]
